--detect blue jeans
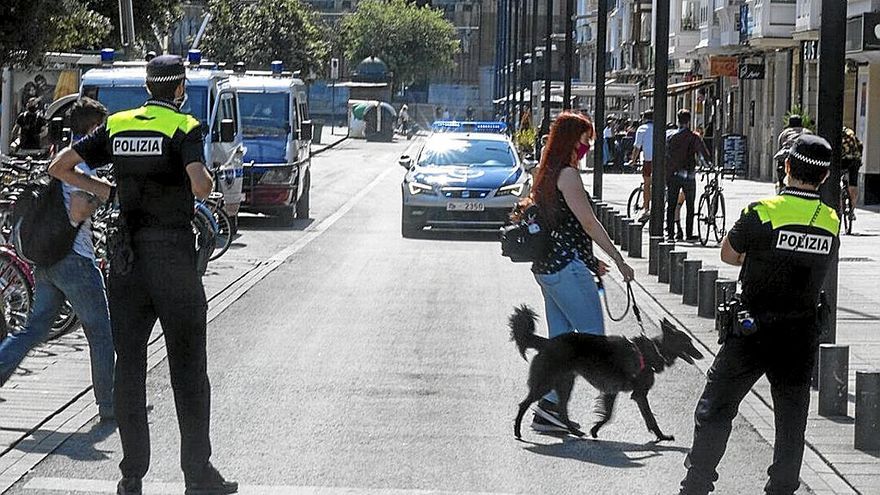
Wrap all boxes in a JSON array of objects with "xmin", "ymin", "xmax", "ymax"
[
  {"xmin": 0, "ymin": 253, "xmax": 114, "ymax": 413},
  {"xmin": 534, "ymin": 256, "xmax": 605, "ymax": 403}
]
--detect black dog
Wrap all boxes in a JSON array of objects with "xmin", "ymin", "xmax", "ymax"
[{"xmin": 509, "ymin": 305, "xmax": 703, "ymax": 442}]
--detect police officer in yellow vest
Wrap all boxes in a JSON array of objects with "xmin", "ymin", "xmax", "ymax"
[
  {"xmin": 679, "ymin": 135, "xmax": 840, "ymax": 495},
  {"xmin": 48, "ymin": 55, "xmax": 237, "ymax": 495}
]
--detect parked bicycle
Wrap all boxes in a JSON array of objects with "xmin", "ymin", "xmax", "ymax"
[
  {"xmin": 695, "ymin": 166, "xmax": 729, "ymax": 246},
  {"xmin": 625, "ymin": 160, "xmax": 647, "ymax": 220}
]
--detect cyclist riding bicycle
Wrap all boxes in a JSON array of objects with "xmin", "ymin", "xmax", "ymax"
[
  {"xmin": 841, "ymin": 125, "xmax": 862, "ymax": 218},
  {"xmin": 774, "ymin": 115, "xmax": 811, "ymax": 193},
  {"xmin": 631, "ymin": 111, "xmax": 654, "ymax": 222}
]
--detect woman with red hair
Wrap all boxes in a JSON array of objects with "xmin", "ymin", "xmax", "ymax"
[{"xmin": 524, "ymin": 112, "xmax": 635, "ymax": 433}]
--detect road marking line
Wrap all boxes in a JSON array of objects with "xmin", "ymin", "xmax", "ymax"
[{"xmin": 23, "ymin": 477, "xmax": 515, "ymax": 495}]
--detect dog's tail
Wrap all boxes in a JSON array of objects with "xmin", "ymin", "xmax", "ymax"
[{"xmin": 509, "ymin": 305, "xmax": 548, "ymax": 360}]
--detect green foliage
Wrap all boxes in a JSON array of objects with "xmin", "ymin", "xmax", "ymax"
[
  {"xmin": 202, "ymin": 0, "xmax": 328, "ymax": 74},
  {"xmin": 514, "ymin": 128, "xmax": 537, "ymax": 154},
  {"xmin": 341, "ymin": 0, "xmax": 459, "ymax": 88},
  {"xmin": 88, "ymin": 0, "xmax": 183, "ymax": 51},
  {"xmin": 49, "ymin": 2, "xmax": 113, "ymax": 52},
  {"xmin": 785, "ymin": 105, "xmax": 815, "ymax": 131}
]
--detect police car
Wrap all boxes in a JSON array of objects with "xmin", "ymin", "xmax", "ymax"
[{"xmin": 399, "ymin": 121, "xmax": 533, "ymax": 237}]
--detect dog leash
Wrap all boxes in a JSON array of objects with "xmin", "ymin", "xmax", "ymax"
[{"xmin": 597, "ymin": 278, "xmax": 647, "ymax": 336}]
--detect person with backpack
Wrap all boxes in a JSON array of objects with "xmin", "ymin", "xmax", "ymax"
[{"xmin": 0, "ymin": 97, "xmax": 115, "ymax": 421}]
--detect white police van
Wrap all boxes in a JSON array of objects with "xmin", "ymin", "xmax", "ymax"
[
  {"xmin": 228, "ymin": 61, "xmax": 312, "ymax": 223},
  {"xmin": 79, "ymin": 49, "xmax": 245, "ymax": 223}
]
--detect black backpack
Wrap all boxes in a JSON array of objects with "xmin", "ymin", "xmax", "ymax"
[
  {"xmin": 12, "ymin": 178, "xmax": 81, "ymax": 267},
  {"xmin": 500, "ymin": 203, "xmax": 549, "ymax": 263}
]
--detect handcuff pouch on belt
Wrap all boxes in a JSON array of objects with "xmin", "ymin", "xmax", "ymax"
[
  {"xmin": 716, "ymin": 294, "xmax": 757, "ymax": 344},
  {"xmin": 106, "ymin": 213, "xmax": 135, "ymax": 276}
]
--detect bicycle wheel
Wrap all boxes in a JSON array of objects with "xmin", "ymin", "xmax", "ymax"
[
  {"xmin": 627, "ymin": 185, "xmax": 643, "ymax": 220},
  {"xmin": 697, "ymin": 194, "xmax": 711, "ymax": 246},
  {"xmin": 49, "ymin": 302, "xmax": 80, "ymax": 340},
  {"xmin": 0, "ymin": 253, "xmax": 33, "ymax": 338},
  {"xmin": 209, "ymin": 206, "xmax": 233, "ymax": 261},
  {"xmin": 712, "ymin": 193, "xmax": 727, "ymax": 243}
]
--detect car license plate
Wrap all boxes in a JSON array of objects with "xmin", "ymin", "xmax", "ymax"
[{"xmin": 447, "ymin": 201, "xmax": 485, "ymax": 212}]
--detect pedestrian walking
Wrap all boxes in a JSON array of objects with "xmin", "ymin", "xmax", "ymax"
[
  {"xmin": 521, "ymin": 111, "xmax": 634, "ymax": 433},
  {"xmin": 631, "ymin": 111, "xmax": 654, "ymax": 222},
  {"xmin": 679, "ymin": 135, "xmax": 840, "ymax": 495},
  {"xmin": 47, "ymin": 55, "xmax": 237, "ymax": 495},
  {"xmin": 1, "ymin": 97, "xmax": 115, "ymax": 420},
  {"xmin": 665, "ymin": 109, "xmax": 711, "ymax": 242},
  {"xmin": 840, "ymin": 125, "xmax": 862, "ymax": 216}
]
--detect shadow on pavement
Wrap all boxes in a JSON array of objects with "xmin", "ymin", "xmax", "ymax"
[
  {"xmin": 6, "ymin": 419, "xmax": 116, "ymax": 461},
  {"xmin": 407, "ymin": 229, "xmax": 500, "ymax": 243},
  {"xmin": 236, "ymin": 215, "xmax": 315, "ymax": 232},
  {"xmin": 521, "ymin": 436, "xmax": 689, "ymax": 468}
]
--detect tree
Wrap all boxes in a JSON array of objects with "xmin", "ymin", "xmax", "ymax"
[
  {"xmin": 202, "ymin": 0, "xmax": 328, "ymax": 74},
  {"xmin": 0, "ymin": 0, "xmax": 111, "ymax": 68},
  {"xmin": 341, "ymin": 0, "xmax": 459, "ymax": 89},
  {"xmin": 88, "ymin": 0, "xmax": 184, "ymax": 52}
]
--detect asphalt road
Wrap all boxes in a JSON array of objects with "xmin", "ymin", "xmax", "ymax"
[{"xmin": 5, "ymin": 138, "xmax": 813, "ymax": 495}]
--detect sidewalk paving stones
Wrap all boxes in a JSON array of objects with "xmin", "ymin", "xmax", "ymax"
[{"xmin": 588, "ymin": 170, "xmax": 880, "ymax": 494}]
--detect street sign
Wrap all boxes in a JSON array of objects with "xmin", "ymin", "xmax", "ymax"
[
  {"xmin": 710, "ymin": 57, "xmax": 738, "ymax": 77},
  {"xmin": 738, "ymin": 63, "xmax": 765, "ymax": 80},
  {"xmin": 330, "ymin": 58, "xmax": 340, "ymax": 80}
]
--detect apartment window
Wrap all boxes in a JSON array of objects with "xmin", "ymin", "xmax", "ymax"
[{"xmin": 682, "ymin": 0, "xmax": 699, "ymax": 30}]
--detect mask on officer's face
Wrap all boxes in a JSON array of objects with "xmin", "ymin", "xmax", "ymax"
[{"xmin": 174, "ymin": 91, "xmax": 188, "ymax": 110}]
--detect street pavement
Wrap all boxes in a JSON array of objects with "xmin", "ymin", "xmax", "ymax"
[{"xmin": 0, "ymin": 138, "xmax": 870, "ymax": 494}]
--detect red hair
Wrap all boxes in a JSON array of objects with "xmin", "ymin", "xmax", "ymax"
[{"xmin": 526, "ymin": 112, "xmax": 593, "ymax": 226}]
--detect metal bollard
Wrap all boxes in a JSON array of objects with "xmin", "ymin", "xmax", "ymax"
[
  {"xmin": 669, "ymin": 251, "xmax": 687, "ymax": 294},
  {"xmin": 697, "ymin": 268, "xmax": 718, "ymax": 318},
  {"xmin": 627, "ymin": 222, "xmax": 643, "ymax": 258},
  {"xmin": 614, "ymin": 214, "xmax": 625, "ymax": 246},
  {"xmin": 606, "ymin": 210, "xmax": 616, "ymax": 240},
  {"xmin": 714, "ymin": 279, "xmax": 737, "ymax": 332},
  {"xmin": 855, "ymin": 371, "xmax": 880, "ymax": 451},
  {"xmin": 648, "ymin": 236, "xmax": 663, "ymax": 275},
  {"xmin": 597, "ymin": 205, "xmax": 608, "ymax": 228},
  {"xmin": 682, "ymin": 259, "xmax": 702, "ymax": 306},
  {"xmin": 592, "ymin": 201, "xmax": 606, "ymax": 215},
  {"xmin": 657, "ymin": 242, "xmax": 676, "ymax": 283},
  {"xmin": 818, "ymin": 345, "xmax": 850, "ymax": 417},
  {"xmin": 620, "ymin": 219, "xmax": 632, "ymax": 252}
]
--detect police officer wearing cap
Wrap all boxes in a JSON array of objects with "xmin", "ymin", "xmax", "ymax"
[
  {"xmin": 48, "ymin": 55, "xmax": 237, "ymax": 495},
  {"xmin": 679, "ymin": 135, "xmax": 840, "ymax": 495}
]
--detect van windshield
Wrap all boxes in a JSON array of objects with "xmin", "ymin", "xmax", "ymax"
[
  {"xmin": 239, "ymin": 92, "xmax": 290, "ymax": 138},
  {"xmin": 83, "ymin": 85, "xmax": 209, "ymax": 131}
]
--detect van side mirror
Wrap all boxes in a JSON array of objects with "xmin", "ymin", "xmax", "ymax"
[
  {"xmin": 399, "ymin": 155, "xmax": 413, "ymax": 169},
  {"xmin": 220, "ymin": 119, "xmax": 236, "ymax": 143},
  {"xmin": 298, "ymin": 121, "xmax": 313, "ymax": 141}
]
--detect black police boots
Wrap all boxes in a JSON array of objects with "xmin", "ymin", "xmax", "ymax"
[
  {"xmin": 185, "ymin": 464, "xmax": 238, "ymax": 495},
  {"xmin": 116, "ymin": 478, "xmax": 142, "ymax": 495}
]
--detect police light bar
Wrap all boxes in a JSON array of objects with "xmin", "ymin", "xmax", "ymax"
[
  {"xmin": 431, "ymin": 121, "xmax": 508, "ymax": 133},
  {"xmin": 188, "ymin": 49, "xmax": 202, "ymax": 66},
  {"xmin": 271, "ymin": 60, "xmax": 284, "ymax": 75},
  {"xmin": 100, "ymin": 48, "xmax": 115, "ymax": 65}
]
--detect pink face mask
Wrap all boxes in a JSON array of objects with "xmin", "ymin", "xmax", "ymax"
[{"xmin": 576, "ymin": 142, "xmax": 590, "ymax": 160}]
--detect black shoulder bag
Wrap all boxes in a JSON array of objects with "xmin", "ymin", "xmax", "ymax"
[{"xmin": 500, "ymin": 203, "xmax": 550, "ymax": 263}]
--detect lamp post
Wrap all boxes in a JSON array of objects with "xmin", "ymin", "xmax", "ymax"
[
  {"xmin": 542, "ymin": 0, "xmax": 554, "ymax": 134},
  {"xmin": 562, "ymin": 0, "xmax": 574, "ymax": 110},
  {"xmin": 816, "ymin": 0, "xmax": 847, "ymax": 355},
  {"xmin": 649, "ymin": 0, "xmax": 670, "ymax": 238},
  {"xmin": 593, "ymin": 0, "xmax": 609, "ymax": 199},
  {"xmin": 513, "ymin": 0, "xmax": 520, "ymax": 128}
]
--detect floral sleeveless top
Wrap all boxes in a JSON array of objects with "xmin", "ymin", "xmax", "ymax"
[{"xmin": 531, "ymin": 193, "xmax": 596, "ymax": 275}]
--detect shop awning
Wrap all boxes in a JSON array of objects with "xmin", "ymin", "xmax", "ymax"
[{"xmin": 640, "ymin": 78, "xmax": 717, "ymax": 97}]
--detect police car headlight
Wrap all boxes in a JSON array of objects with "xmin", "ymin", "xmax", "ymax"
[
  {"xmin": 407, "ymin": 181, "xmax": 435, "ymax": 196},
  {"xmin": 259, "ymin": 168, "xmax": 294, "ymax": 185},
  {"xmin": 496, "ymin": 183, "xmax": 525, "ymax": 197}
]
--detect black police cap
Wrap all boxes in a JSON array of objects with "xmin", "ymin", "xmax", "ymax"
[
  {"xmin": 789, "ymin": 134, "xmax": 832, "ymax": 169},
  {"xmin": 146, "ymin": 55, "xmax": 185, "ymax": 83}
]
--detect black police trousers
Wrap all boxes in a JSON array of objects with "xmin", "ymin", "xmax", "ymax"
[
  {"xmin": 108, "ymin": 228, "xmax": 212, "ymax": 481},
  {"xmin": 680, "ymin": 318, "xmax": 817, "ymax": 495}
]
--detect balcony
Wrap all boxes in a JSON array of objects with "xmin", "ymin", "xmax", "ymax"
[
  {"xmin": 670, "ymin": 0, "xmax": 702, "ymax": 58},
  {"xmin": 794, "ymin": 0, "xmax": 820, "ymax": 37},
  {"xmin": 743, "ymin": 0, "xmax": 797, "ymax": 48}
]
